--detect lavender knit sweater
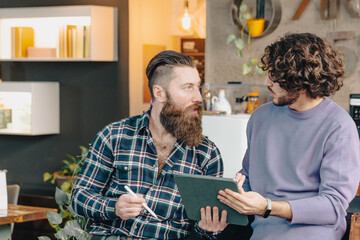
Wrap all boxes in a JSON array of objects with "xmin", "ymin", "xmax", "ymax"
[{"xmin": 240, "ymin": 98, "xmax": 360, "ymax": 240}]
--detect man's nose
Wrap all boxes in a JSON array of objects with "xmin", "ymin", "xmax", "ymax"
[
  {"xmin": 264, "ymin": 75, "xmax": 273, "ymax": 87},
  {"xmin": 193, "ymin": 89, "xmax": 203, "ymax": 102}
]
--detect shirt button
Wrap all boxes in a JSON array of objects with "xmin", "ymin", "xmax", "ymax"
[
  {"xmin": 153, "ymin": 164, "xmax": 156, "ymax": 168},
  {"xmin": 124, "ymin": 166, "xmax": 128, "ymax": 170},
  {"xmin": 133, "ymin": 225, "xmax": 137, "ymax": 229}
]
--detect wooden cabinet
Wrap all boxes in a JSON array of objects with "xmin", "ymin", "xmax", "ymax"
[
  {"xmin": 181, "ymin": 38, "xmax": 205, "ymax": 84},
  {"xmin": 0, "ymin": 82, "xmax": 59, "ymax": 135},
  {"xmin": 0, "ymin": 5, "xmax": 118, "ymax": 61}
]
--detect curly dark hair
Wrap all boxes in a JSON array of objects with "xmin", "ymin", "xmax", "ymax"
[{"xmin": 260, "ymin": 33, "xmax": 344, "ymax": 98}]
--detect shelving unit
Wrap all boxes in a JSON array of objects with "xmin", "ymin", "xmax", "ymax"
[
  {"xmin": 181, "ymin": 38, "xmax": 205, "ymax": 83},
  {"xmin": 0, "ymin": 5, "xmax": 118, "ymax": 61},
  {"xmin": 0, "ymin": 82, "xmax": 59, "ymax": 135}
]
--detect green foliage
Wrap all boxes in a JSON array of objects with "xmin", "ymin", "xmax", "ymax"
[
  {"xmin": 227, "ymin": 3, "xmax": 266, "ymax": 76},
  {"xmin": 38, "ymin": 187, "xmax": 91, "ymax": 240},
  {"xmin": 43, "ymin": 146, "xmax": 88, "ymax": 193}
]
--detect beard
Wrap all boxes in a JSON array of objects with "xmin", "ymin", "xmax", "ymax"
[
  {"xmin": 160, "ymin": 96, "xmax": 204, "ymax": 147},
  {"xmin": 269, "ymin": 87, "xmax": 300, "ymax": 106}
]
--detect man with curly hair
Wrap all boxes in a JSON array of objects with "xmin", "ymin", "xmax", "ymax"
[{"xmin": 218, "ymin": 33, "xmax": 360, "ymax": 239}]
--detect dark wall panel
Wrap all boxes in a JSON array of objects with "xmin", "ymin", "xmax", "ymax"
[{"xmin": 0, "ymin": 0, "xmax": 129, "ymax": 196}]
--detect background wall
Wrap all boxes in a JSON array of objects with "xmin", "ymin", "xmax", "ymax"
[
  {"xmin": 129, "ymin": 0, "xmax": 176, "ymax": 116},
  {"xmin": 0, "ymin": 0, "xmax": 129, "ymax": 196},
  {"xmin": 206, "ymin": 0, "xmax": 360, "ymax": 112}
]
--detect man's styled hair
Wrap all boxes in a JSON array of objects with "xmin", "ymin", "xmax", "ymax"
[
  {"xmin": 260, "ymin": 33, "xmax": 344, "ymax": 98},
  {"xmin": 146, "ymin": 50, "xmax": 196, "ymax": 100}
]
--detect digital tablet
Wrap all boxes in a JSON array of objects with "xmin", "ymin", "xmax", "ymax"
[{"xmin": 174, "ymin": 173, "xmax": 249, "ymax": 226}]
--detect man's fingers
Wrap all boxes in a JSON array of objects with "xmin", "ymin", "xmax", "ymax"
[
  {"xmin": 218, "ymin": 193, "xmax": 243, "ymax": 213},
  {"xmin": 220, "ymin": 210, "xmax": 228, "ymax": 225},
  {"xmin": 126, "ymin": 194, "xmax": 146, "ymax": 204},
  {"xmin": 212, "ymin": 206, "xmax": 219, "ymax": 222},
  {"xmin": 205, "ymin": 206, "xmax": 212, "ymax": 225},
  {"xmin": 235, "ymin": 173, "xmax": 242, "ymax": 182},
  {"xmin": 200, "ymin": 207, "xmax": 206, "ymax": 223}
]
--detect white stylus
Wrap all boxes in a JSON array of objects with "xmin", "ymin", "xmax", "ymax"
[{"xmin": 124, "ymin": 185, "xmax": 158, "ymax": 219}]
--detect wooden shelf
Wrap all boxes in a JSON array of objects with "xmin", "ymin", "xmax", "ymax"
[{"xmin": 0, "ymin": 5, "xmax": 118, "ymax": 61}]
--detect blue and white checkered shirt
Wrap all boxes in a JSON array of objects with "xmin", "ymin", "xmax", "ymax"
[{"xmin": 71, "ymin": 109, "xmax": 223, "ymax": 239}]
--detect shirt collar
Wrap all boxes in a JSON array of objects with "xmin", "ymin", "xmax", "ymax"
[{"xmin": 136, "ymin": 107, "xmax": 152, "ymax": 135}]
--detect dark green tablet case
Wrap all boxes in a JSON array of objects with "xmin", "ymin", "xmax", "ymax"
[{"xmin": 174, "ymin": 173, "xmax": 249, "ymax": 226}]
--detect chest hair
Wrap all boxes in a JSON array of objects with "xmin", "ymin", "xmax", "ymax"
[{"xmin": 153, "ymin": 138, "xmax": 174, "ymax": 177}]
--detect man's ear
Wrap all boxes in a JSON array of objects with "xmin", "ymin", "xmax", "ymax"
[{"xmin": 153, "ymin": 85, "xmax": 166, "ymax": 103}]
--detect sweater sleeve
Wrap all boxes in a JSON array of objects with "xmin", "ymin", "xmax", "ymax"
[
  {"xmin": 239, "ymin": 115, "xmax": 253, "ymax": 192},
  {"xmin": 289, "ymin": 133, "xmax": 360, "ymax": 225}
]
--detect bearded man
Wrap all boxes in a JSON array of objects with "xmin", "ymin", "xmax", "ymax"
[{"xmin": 71, "ymin": 50, "xmax": 227, "ymax": 240}]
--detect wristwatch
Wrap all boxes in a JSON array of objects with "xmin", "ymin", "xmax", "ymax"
[{"xmin": 263, "ymin": 198, "xmax": 272, "ymax": 218}]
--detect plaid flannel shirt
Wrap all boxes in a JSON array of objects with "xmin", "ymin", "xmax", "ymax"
[{"xmin": 71, "ymin": 109, "xmax": 223, "ymax": 239}]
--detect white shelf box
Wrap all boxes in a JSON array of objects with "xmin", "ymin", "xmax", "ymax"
[
  {"xmin": 0, "ymin": 82, "xmax": 59, "ymax": 135},
  {"xmin": 0, "ymin": 5, "xmax": 118, "ymax": 61}
]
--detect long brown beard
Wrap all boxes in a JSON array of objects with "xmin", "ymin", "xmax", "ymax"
[{"xmin": 160, "ymin": 97, "xmax": 204, "ymax": 147}]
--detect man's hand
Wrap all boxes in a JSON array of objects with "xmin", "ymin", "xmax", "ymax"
[
  {"xmin": 218, "ymin": 173, "xmax": 267, "ymax": 216},
  {"xmin": 218, "ymin": 189, "xmax": 267, "ymax": 215},
  {"xmin": 198, "ymin": 206, "xmax": 228, "ymax": 232},
  {"xmin": 115, "ymin": 194, "xmax": 146, "ymax": 220}
]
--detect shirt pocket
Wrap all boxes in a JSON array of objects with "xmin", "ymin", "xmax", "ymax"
[{"xmin": 113, "ymin": 160, "xmax": 140, "ymax": 182}]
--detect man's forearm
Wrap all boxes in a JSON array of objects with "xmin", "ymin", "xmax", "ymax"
[{"xmin": 270, "ymin": 200, "xmax": 293, "ymax": 220}]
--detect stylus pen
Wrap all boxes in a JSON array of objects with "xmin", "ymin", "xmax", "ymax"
[{"xmin": 124, "ymin": 185, "xmax": 158, "ymax": 219}]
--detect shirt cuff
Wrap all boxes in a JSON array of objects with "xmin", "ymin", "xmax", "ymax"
[
  {"xmin": 104, "ymin": 198, "xmax": 117, "ymax": 219},
  {"xmin": 194, "ymin": 221, "xmax": 222, "ymax": 239}
]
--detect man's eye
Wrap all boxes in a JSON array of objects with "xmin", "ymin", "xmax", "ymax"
[{"xmin": 185, "ymin": 86, "xmax": 192, "ymax": 90}]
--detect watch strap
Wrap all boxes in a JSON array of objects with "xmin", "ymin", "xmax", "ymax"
[{"xmin": 263, "ymin": 197, "xmax": 272, "ymax": 218}]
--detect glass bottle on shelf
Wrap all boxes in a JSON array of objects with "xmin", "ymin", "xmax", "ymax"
[
  {"xmin": 248, "ymin": 92, "xmax": 260, "ymax": 114},
  {"xmin": 234, "ymin": 97, "xmax": 244, "ymax": 114}
]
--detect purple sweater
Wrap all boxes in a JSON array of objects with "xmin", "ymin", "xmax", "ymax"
[{"xmin": 240, "ymin": 98, "xmax": 360, "ymax": 240}]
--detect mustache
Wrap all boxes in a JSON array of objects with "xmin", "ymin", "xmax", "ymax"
[{"xmin": 185, "ymin": 102, "xmax": 203, "ymax": 112}]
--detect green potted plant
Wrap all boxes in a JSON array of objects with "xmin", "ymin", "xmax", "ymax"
[
  {"xmin": 227, "ymin": 3, "xmax": 266, "ymax": 76},
  {"xmin": 43, "ymin": 145, "xmax": 88, "ymax": 193},
  {"xmin": 38, "ymin": 187, "xmax": 91, "ymax": 240}
]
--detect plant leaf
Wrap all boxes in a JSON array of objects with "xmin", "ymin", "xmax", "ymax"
[
  {"xmin": 236, "ymin": 49, "xmax": 243, "ymax": 57},
  {"xmin": 75, "ymin": 230, "xmax": 91, "ymax": 240},
  {"xmin": 79, "ymin": 145, "xmax": 88, "ymax": 158},
  {"xmin": 47, "ymin": 211, "xmax": 63, "ymax": 225},
  {"xmin": 37, "ymin": 236, "xmax": 51, "ymax": 240},
  {"xmin": 255, "ymin": 65, "xmax": 266, "ymax": 74},
  {"xmin": 66, "ymin": 203, "xmax": 75, "ymax": 215},
  {"xmin": 244, "ymin": 13, "xmax": 252, "ymax": 20},
  {"xmin": 55, "ymin": 187, "xmax": 69, "ymax": 206},
  {"xmin": 243, "ymin": 63, "xmax": 252, "ymax": 75},
  {"xmin": 43, "ymin": 172, "xmax": 52, "ymax": 182},
  {"xmin": 240, "ymin": 4, "xmax": 247, "ymax": 13},
  {"xmin": 226, "ymin": 34, "xmax": 236, "ymax": 45},
  {"xmin": 63, "ymin": 220, "xmax": 82, "ymax": 236},
  {"xmin": 54, "ymin": 229, "xmax": 68, "ymax": 240},
  {"xmin": 234, "ymin": 38, "xmax": 244, "ymax": 50},
  {"xmin": 61, "ymin": 181, "xmax": 72, "ymax": 193},
  {"xmin": 249, "ymin": 58, "xmax": 257, "ymax": 66}
]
